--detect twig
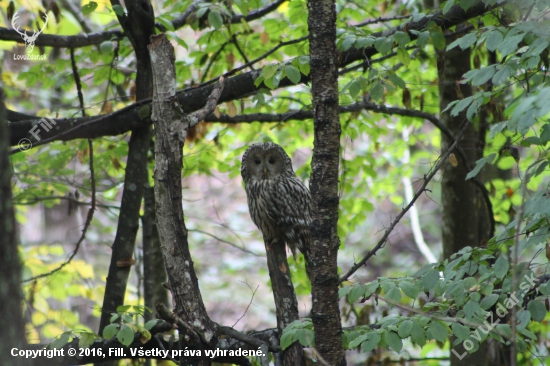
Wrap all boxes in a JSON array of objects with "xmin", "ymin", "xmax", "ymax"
[
  {"xmin": 188, "ymin": 229, "xmax": 264, "ymax": 256},
  {"xmin": 339, "ymin": 119, "xmax": 470, "ymax": 283},
  {"xmin": 354, "ymin": 15, "xmax": 411, "ymax": 27},
  {"xmin": 232, "ymin": 282, "xmax": 259, "ymax": 328},
  {"xmin": 22, "ymin": 139, "xmax": 96, "ymax": 282},
  {"xmin": 187, "ymin": 36, "xmax": 308, "ymax": 91}
]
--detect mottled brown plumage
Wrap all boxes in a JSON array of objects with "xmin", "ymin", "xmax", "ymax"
[{"xmin": 241, "ymin": 142, "xmax": 311, "ymax": 259}]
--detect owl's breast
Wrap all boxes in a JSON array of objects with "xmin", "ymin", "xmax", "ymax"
[{"xmin": 246, "ymin": 179, "xmax": 281, "ymax": 240}]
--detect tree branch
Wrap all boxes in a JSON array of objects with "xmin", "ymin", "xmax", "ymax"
[
  {"xmin": 339, "ymin": 119, "xmax": 471, "ymax": 284},
  {"xmin": 0, "ymin": 27, "xmax": 123, "ymax": 48},
  {"xmin": 7, "ymin": 2, "xmax": 498, "ymax": 149}
]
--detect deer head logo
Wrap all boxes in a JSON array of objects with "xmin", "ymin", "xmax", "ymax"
[{"xmin": 11, "ymin": 11, "xmax": 48, "ymax": 55}]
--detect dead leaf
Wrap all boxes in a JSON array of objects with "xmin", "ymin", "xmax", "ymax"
[
  {"xmin": 448, "ymin": 153, "xmax": 458, "ymax": 167},
  {"xmin": 260, "ymin": 31, "xmax": 269, "ymax": 46},
  {"xmin": 214, "ymin": 106, "xmax": 221, "ymax": 118},
  {"xmin": 402, "ymin": 88, "xmax": 411, "ymax": 110},
  {"xmin": 227, "ymin": 101, "xmax": 237, "ymax": 117}
]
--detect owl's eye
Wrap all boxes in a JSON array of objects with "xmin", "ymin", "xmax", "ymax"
[
  {"xmin": 254, "ymin": 159, "xmax": 261, "ymax": 164},
  {"xmin": 268, "ymin": 157, "xmax": 275, "ymax": 164}
]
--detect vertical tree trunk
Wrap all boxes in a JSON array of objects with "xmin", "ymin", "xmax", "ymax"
[
  {"xmin": 98, "ymin": 0, "xmax": 155, "ymax": 338},
  {"xmin": 264, "ymin": 240, "xmax": 305, "ymax": 365},
  {"xmin": 149, "ymin": 34, "xmax": 222, "ymax": 365},
  {"xmin": 438, "ymin": 45, "xmax": 489, "ymax": 366},
  {"xmin": 307, "ymin": 0, "xmax": 346, "ymax": 365},
  {"xmin": 438, "ymin": 47, "xmax": 479, "ymax": 261},
  {"xmin": 143, "ymin": 186, "xmax": 168, "ymax": 323},
  {"xmin": 0, "ymin": 88, "xmax": 29, "ymax": 366}
]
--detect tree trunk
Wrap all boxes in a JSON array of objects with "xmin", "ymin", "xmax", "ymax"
[
  {"xmin": 307, "ymin": 0, "xmax": 346, "ymax": 365},
  {"xmin": 98, "ymin": 0, "xmax": 155, "ymax": 339},
  {"xmin": 264, "ymin": 240, "xmax": 305, "ymax": 365},
  {"xmin": 0, "ymin": 87, "xmax": 29, "ymax": 366},
  {"xmin": 149, "ymin": 34, "xmax": 221, "ymax": 365},
  {"xmin": 438, "ymin": 44, "xmax": 489, "ymax": 366},
  {"xmin": 143, "ymin": 186, "xmax": 168, "ymax": 322}
]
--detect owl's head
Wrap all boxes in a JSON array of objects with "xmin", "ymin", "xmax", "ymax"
[{"xmin": 241, "ymin": 142, "xmax": 294, "ymax": 182}]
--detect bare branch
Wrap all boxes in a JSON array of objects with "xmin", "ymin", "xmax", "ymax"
[{"xmin": 0, "ymin": 27, "xmax": 123, "ymax": 48}]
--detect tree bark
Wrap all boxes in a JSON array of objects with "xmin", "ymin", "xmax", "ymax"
[
  {"xmin": 438, "ymin": 44, "xmax": 489, "ymax": 366},
  {"xmin": 264, "ymin": 240, "xmax": 305, "ymax": 365},
  {"xmin": 98, "ymin": 0, "xmax": 155, "ymax": 340},
  {"xmin": 143, "ymin": 186, "xmax": 168, "ymax": 322},
  {"xmin": 307, "ymin": 0, "xmax": 346, "ymax": 365},
  {"xmin": 149, "ymin": 34, "xmax": 222, "ymax": 365},
  {"xmin": 0, "ymin": 86, "xmax": 30, "ymax": 366}
]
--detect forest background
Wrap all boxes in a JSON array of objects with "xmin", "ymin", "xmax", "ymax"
[{"xmin": 1, "ymin": 0, "xmax": 550, "ymax": 364}]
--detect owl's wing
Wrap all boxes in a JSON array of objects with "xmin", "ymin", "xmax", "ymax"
[{"xmin": 267, "ymin": 177, "xmax": 311, "ymax": 257}]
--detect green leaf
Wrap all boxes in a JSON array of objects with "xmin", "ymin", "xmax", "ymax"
[
  {"xmin": 466, "ymin": 153, "xmax": 496, "ymax": 180},
  {"xmin": 387, "ymin": 73, "xmax": 406, "ymax": 89},
  {"xmin": 157, "ymin": 17, "xmax": 175, "ymax": 31},
  {"xmin": 397, "ymin": 47, "xmax": 410, "ymax": 66},
  {"xmin": 374, "ymin": 37, "xmax": 393, "ymax": 55},
  {"xmin": 428, "ymin": 321, "xmax": 449, "ymax": 343},
  {"xmin": 527, "ymin": 300, "xmax": 546, "ymax": 322},
  {"xmin": 492, "ymin": 65, "xmax": 513, "ymax": 85},
  {"xmin": 398, "ymin": 320, "xmax": 413, "ymax": 338},
  {"xmin": 480, "ymin": 294, "xmax": 499, "ymax": 310},
  {"xmin": 144, "ymin": 320, "xmax": 159, "ymax": 330},
  {"xmin": 297, "ymin": 329, "xmax": 314, "ymax": 346},
  {"xmin": 472, "ymin": 66, "xmax": 496, "ymax": 86},
  {"xmin": 459, "ymin": 0, "xmax": 479, "ymax": 11},
  {"xmin": 442, "ymin": 0, "xmax": 455, "ymax": 15},
  {"xmin": 450, "ymin": 96, "xmax": 474, "ymax": 116},
  {"xmin": 103, "ymin": 324, "xmax": 119, "ymax": 340},
  {"xmin": 349, "ymin": 79, "xmax": 362, "ymax": 99},
  {"xmin": 364, "ymin": 281, "xmax": 380, "ymax": 298},
  {"xmin": 493, "ymin": 256, "xmax": 509, "ymax": 279},
  {"xmin": 540, "ymin": 124, "xmax": 550, "ymax": 143},
  {"xmin": 348, "ymin": 333, "xmax": 368, "ymax": 349},
  {"xmin": 394, "ymin": 31, "xmax": 410, "ymax": 46},
  {"xmin": 280, "ymin": 330, "xmax": 296, "ymax": 350},
  {"xmin": 386, "ymin": 286, "xmax": 402, "ymax": 303},
  {"xmin": 285, "ymin": 65, "xmax": 301, "ymax": 84},
  {"xmin": 458, "ymin": 33, "xmax": 478, "ymax": 50},
  {"xmin": 208, "ymin": 11, "xmax": 223, "ymax": 29},
  {"xmin": 385, "ymin": 331, "xmax": 403, "ymax": 353},
  {"xmin": 516, "ymin": 309, "xmax": 531, "ymax": 331},
  {"xmin": 117, "ymin": 325, "xmax": 134, "ymax": 347},
  {"xmin": 51, "ymin": 333, "xmax": 70, "ymax": 349},
  {"xmin": 370, "ymin": 83, "xmax": 384, "ymax": 101},
  {"xmin": 348, "ymin": 285, "xmax": 365, "ymax": 303},
  {"xmin": 361, "ymin": 332, "xmax": 381, "ymax": 352},
  {"xmin": 399, "ymin": 281, "xmax": 419, "ymax": 299},
  {"xmin": 497, "ymin": 34, "xmax": 525, "ymax": 57},
  {"xmin": 463, "ymin": 300, "xmax": 481, "ymax": 319},
  {"xmin": 496, "ymin": 324, "xmax": 512, "ymax": 338},
  {"xmin": 485, "ymin": 30, "xmax": 503, "ymax": 51},
  {"xmin": 78, "ymin": 332, "xmax": 96, "ymax": 348},
  {"xmin": 430, "ymin": 31, "xmax": 446, "ymax": 50},
  {"xmin": 112, "ymin": 4, "xmax": 124, "ymax": 16},
  {"xmin": 539, "ymin": 282, "xmax": 550, "ymax": 296},
  {"xmin": 410, "ymin": 321, "xmax": 426, "ymax": 346},
  {"xmin": 82, "ymin": 1, "xmax": 98, "ymax": 15},
  {"xmin": 452, "ymin": 323, "xmax": 471, "ymax": 340},
  {"xmin": 420, "ymin": 269, "xmax": 439, "ymax": 291},
  {"xmin": 416, "ymin": 31, "xmax": 430, "ymax": 47}
]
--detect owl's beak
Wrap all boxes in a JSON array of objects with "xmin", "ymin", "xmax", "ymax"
[{"xmin": 262, "ymin": 166, "xmax": 268, "ymax": 178}]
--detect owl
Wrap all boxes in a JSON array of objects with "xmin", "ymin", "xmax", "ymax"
[{"xmin": 241, "ymin": 142, "xmax": 311, "ymax": 259}]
